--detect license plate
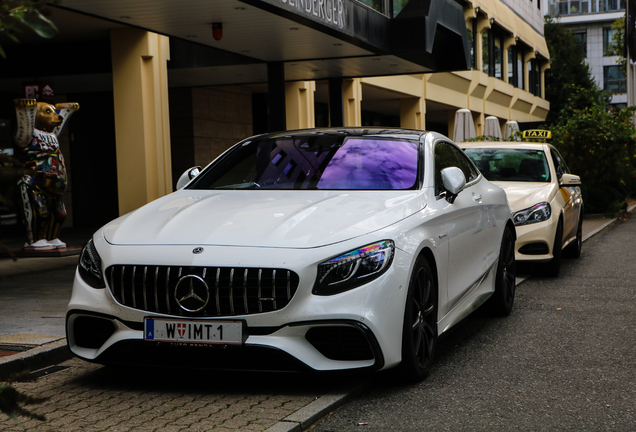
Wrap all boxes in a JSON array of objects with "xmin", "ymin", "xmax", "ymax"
[{"xmin": 144, "ymin": 318, "xmax": 245, "ymax": 345}]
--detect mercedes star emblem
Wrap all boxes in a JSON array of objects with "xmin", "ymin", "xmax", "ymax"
[{"xmin": 174, "ymin": 275, "xmax": 210, "ymax": 312}]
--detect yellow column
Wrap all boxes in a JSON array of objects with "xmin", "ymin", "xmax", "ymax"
[
  {"xmin": 111, "ymin": 29, "xmax": 172, "ymax": 215},
  {"xmin": 541, "ymin": 60, "xmax": 551, "ymax": 99},
  {"xmin": 524, "ymin": 50, "xmax": 536, "ymax": 94},
  {"xmin": 343, "ymin": 78, "xmax": 362, "ymax": 126},
  {"xmin": 285, "ymin": 81, "xmax": 316, "ymax": 130},
  {"xmin": 400, "ymin": 97, "xmax": 425, "ymax": 130}
]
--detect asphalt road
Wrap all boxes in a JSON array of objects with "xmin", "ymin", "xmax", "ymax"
[{"xmin": 311, "ymin": 215, "xmax": 636, "ymax": 431}]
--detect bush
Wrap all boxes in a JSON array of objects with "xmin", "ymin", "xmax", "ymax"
[{"xmin": 549, "ymin": 89, "xmax": 636, "ymax": 214}]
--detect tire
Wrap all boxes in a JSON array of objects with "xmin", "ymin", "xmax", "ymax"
[
  {"xmin": 399, "ymin": 256, "xmax": 437, "ymax": 382},
  {"xmin": 564, "ymin": 213, "xmax": 583, "ymax": 259},
  {"xmin": 543, "ymin": 219, "xmax": 563, "ymax": 277},
  {"xmin": 485, "ymin": 226, "xmax": 516, "ymax": 316}
]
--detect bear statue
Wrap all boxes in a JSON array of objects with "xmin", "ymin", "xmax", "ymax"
[{"xmin": 13, "ymin": 98, "xmax": 79, "ymax": 250}]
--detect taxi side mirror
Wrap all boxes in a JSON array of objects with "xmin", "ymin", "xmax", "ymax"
[
  {"xmin": 176, "ymin": 166, "xmax": 202, "ymax": 190},
  {"xmin": 560, "ymin": 173, "xmax": 581, "ymax": 187}
]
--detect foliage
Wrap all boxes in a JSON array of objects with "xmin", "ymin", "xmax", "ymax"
[
  {"xmin": 0, "ymin": 371, "xmax": 49, "ymax": 423},
  {"xmin": 604, "ymin": 14, "xmax": 626, "ymax": 78},
  {"xmin": 544, "ymin": 17, "xmax": 599, "ymax": 125},
  {"xmin": 0, "ymin": 0, "xmax": 58, "ymax": 58},
  {"xmin": 549, "ymin": 90, "xmax": 636, "ymax": 214}
]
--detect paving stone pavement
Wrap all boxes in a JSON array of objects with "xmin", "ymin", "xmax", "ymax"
[{"xmin": 0, "ymin": 357, "xmax": 357, "ymax": 432}]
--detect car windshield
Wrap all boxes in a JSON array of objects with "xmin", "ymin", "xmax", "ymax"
[
  {"xmin": 188, "ymin": 135, "xmax": 420, "ymax": 190},
  {"xmin": 464, "ymin": 148, "xmax": 550, "ymax": 182}
]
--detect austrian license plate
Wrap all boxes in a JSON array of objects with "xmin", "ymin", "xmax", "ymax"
[{"xmin": 144, "ymin": 318, "xmax": 245, "ymax": 345}]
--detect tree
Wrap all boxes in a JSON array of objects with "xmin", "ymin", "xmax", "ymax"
[
  {"xmin": 544, "ymin": 16, "xmax": 599, "ymax": 125},
  {"xmin": 605, "ymin": 14, "xmax": 626, "ymax": 77},
  {"xmin": 0, "ymin": 0, "xmax": 58, "ymax": 58},
  {"xmin": 549, "ymin": 88, "xmax": 636, "ymax": 213}
]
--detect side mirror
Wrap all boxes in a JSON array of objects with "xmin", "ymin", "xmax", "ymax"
[
  {"xmin": 441, "ymin": 167, "xmax": 466, "ymax": 203},
  {"xmin": 176, "ymin": 166, "xmax": 202, "ymax": 190},
  {"xmin": 560, "ymin": 173, "xmax": 581, "ymax": 187}
]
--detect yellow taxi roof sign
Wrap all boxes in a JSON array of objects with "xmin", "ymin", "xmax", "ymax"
[{"xmin": 522, "ymin": 129, "xmax": 551, "ymax": 139}]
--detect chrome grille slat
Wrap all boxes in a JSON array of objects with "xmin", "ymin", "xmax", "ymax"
[
  {"xmin": 272, "ymin": 269, "xmax": 277, "ymax": 309},
  {"xmin": 257, "ymin": 269, "xmax": 263, "ymax": 312},
  {"xmin": 106, "ymin": 265, "xmax": 299, "ymax": 318},
  {"xmin": 153, "ymin": 267, "xmax": 159, "ymax": 312},
  {"xmin": 243, "ymin": 269, "xmax": 249, "ymax": 314},
  {"xmin": 215, "ymin": 268, "xmax": 221, "ymax": 316},
  {"xmin": 229, "ymin": 268, "xmax": 235, "ymax": 315},
  {"xmin": 142, "ymin": 267, "xmax": 148, "ymax": 310}
]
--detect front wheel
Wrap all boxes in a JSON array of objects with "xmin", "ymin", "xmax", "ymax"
[
  {"xmin": 485, "ymin": 226, "xmax": 516, "ymax": 316},
  {"xmin": 399, "ymin": 256, "xmax": 437, "ymax": 382}
]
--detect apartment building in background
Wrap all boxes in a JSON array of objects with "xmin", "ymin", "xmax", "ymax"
[{"xmin": 544, "ymin": 0, "xmax": 627, "ymax": 108}]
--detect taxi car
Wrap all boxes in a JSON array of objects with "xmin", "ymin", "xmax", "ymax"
[
  {"xmin": 67, "ymin": 128, "xmax": 516, "ymax": 381},
  {"xmin": 462, "ymin": 133, "xmax": 583, "ymax": 276}
]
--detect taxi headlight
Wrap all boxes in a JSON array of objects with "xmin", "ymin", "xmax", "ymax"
[
  {"xmin": 513, "ymin": 202, "xmax": 551, "ymax": 226},
  {"xmin": 78, "ymin": 238, "xmax": 106, "ymax": 288},
  {"xmin": 313, "ymin": 240, "xmax": 395, "ymax": 296}
]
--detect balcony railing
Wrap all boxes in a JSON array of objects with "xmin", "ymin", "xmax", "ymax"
[{"xmin": 548, "ymin": 0, "xmax": 625, "ymax": 17}]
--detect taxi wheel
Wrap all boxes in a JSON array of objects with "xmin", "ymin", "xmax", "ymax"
[
  {"xmin": 564, "ymin": 215, "xmax": 583, "ymax": 259},
  {"xmin": 543, "ymin": 219, "xmax": 563, "ymax": 277},
  {"xmin": 399, "ymin": 256, "xmax": 437, "ymax": 382},
  {"xmin": 486, "ymin": 226, "xmax": 516, "ymax": 316}
]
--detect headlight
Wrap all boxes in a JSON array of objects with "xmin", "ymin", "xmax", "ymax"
[
  {"xmin": 78, "ymin": 238, "xmax": 105, "ymax": 288},
  {"xmin": 513, "ymin": 202, "xmax": 551, "ymax": 226},
  {"xmin": 313, "ymin": 240, "xmax": 395, "ymax": 296}
]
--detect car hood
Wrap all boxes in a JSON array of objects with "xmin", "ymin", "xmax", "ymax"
[
  {"xmin": 103, "ymin": 190, "xmax": 427, "ymax": 248},
  {"xmin": 494, "ymin": 182, "xmax": 558, "ymax": 213}
]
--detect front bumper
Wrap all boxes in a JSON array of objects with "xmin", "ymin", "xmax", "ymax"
[
  {"xmin": 513, "ymin": 216, "xmax": 559, "ymax": 262},
  {"xmin": 66, "ymin": 240, "xmax": 413, "ymax": 372}
]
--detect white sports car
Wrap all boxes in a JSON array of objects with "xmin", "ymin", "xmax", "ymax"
[
  {"xmin": 67, "ymin": 128, "xmax": 516, "ymax": 381},
  {"xmin": 462, "ymin": 140, "xmax": 583, "ymax": 276}
]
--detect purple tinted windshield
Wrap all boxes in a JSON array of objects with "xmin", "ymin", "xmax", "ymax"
[{"xmin": 317, "ymin": 138, "xmax": 418, "ymax": 189}]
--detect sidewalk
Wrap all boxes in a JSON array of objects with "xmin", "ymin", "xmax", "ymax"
[{"xmin": 0, "ymin": 207, "xmax": 633, "ymax": 431}]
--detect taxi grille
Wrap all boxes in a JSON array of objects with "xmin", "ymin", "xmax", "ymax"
[{"xmin": 106, "ymin": 265, "xmax": 299, "ymax": 317}]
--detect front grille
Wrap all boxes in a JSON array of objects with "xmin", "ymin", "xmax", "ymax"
[{"xmin": 106, "ymin": 265, "xmax": 300, "ymax": 317}]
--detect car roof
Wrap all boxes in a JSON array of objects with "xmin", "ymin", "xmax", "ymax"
[
  {"xmin": 459, "ymin": 141, "xmax": 547, "ymax": 151},
  {"xmin": 252, "ymin": 127, "xmax": 430, "ymax": 141}
]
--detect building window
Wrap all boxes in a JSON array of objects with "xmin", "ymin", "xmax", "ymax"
[
  {"xmin": 494, "ymin": 35, "xmax": 502, "ymax": 79},
  {"xmin": 508, "ymin": 47, "xmax": 515, "ymax": 85},
  {"xmin": 603, "ymin": 27, "xmax": 618, "ymax": 54},
  {"xmin": 528, "ymin": 59, "xmax": 541, "ymax": 97},
  {"xmin": 604, "ymin": 65, "xmax": 626, "ymax": 93},
  {"xmin": 573, "ymin": 31, "xmax": 587, "ymax": 57},
  {"xmin": 482, "ymin": 30, "xmax": 490, "ymax": 75},
  {"xmin": 518, "ymin": 49, "xmax": 525, "ymax": 90},
  {"xmin": 467, "ymin": 21, "xmax": 477, "ymax": 70}
]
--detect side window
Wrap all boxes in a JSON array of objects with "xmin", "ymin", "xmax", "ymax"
[
  {"xmin": 434, "ymin": 142, "xmax": 479, "ymax": 195},
  {"xmin": 550, "ymin": 148, "xmax": 569, "ymax": 181}
]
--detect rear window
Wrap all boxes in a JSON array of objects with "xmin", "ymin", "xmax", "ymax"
[
  {"xmin": 189, "ymin": 135, "xmax": 420, "ymax": 190},
  {"xmin": 463, "ymin": 148, "xmax": 550, "ymax": 182}
]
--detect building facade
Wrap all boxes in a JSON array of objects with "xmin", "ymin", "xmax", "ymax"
[
  {"xmin": 543, "ymin": 0, "xmax": 627, "ymax": 108},
  {"xmin": 0, "ymin": 0, "xmax": 550, "ymax": 233}
]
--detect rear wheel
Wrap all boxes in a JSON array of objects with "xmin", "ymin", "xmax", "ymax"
[
  {"xmin": 399, "ymin": 256, "xmax": 437, "ymax": 382},
  {"xmin": 485, "ymin": 226, "xmax": 516, "ymax": 316},
  {"xmin": 543, "ymin": 219, "xmax": 563, "ymax": 277}
]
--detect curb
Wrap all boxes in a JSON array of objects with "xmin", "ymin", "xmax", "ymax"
[
  {"xmin": 264, "ymin": 383, "xmax": 366, "ymax": 432},
  {"xmin": 0, "ymin": 339, "xmax": 72, "ymax": 381}
]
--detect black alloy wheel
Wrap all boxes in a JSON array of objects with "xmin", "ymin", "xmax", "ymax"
[
  {"xmin": 486, "ymin": 226, "xmax": 516, "ymax": 316},
  {"xmin": 399, "ymin": 256, "xmax": 437, "ymax": 382}
]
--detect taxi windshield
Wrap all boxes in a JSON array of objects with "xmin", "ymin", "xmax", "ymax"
[
  {"xmin": 464, "ymin": 148, "xmax": 550, "ymax": 182},
  {"xmin": 188, "ymin": 135, "xmax": 420, "ymax": 190}
]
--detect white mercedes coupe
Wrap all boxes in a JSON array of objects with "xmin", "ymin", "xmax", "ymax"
[{"xmin": 67, "ymin": 128, "xmax": 516, "ymax": 381}]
